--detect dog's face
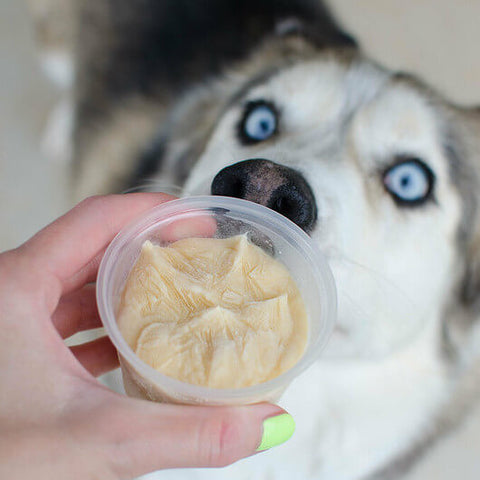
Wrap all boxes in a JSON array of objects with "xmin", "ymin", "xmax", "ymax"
[
  {"xmin": 165, "ymin": 54, "xmax": 477, "ymax": 359},
  {"xmin": 74, "ymin": 32, "xmax": 480, "ymax": 362}
]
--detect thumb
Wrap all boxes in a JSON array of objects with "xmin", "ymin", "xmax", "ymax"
[{"xmin": 98, "ymin": 397, "xmax": 294, "ymax": 479}]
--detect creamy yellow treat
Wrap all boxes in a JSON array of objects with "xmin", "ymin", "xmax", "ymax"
[{"xmin": 117, "ymin": 235, "xmax": 308, "ymax": 388}]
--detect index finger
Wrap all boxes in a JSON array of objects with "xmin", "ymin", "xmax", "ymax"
[{"xmin": 21, "ymin": 193, "xmax": 175, "ymax": 298}]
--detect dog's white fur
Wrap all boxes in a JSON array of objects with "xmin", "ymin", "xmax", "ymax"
[
  {"xmin": 139, "ymin": 57, "xmax": 477, "ymax": 480},
  {"xmin": 184, "ymin": 59, "xmax": 462, "ymax": 359}
]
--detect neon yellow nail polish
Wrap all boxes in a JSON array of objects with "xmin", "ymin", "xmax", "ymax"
[{"xmin": 256, "ymin": 413, "xmax": 295, "ymax": 451}]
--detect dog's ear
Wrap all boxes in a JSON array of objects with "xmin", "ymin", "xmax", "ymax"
[
  {"xmin": 462, "ymin": 112, "xmax": 480, "ymax": 311},
  {"xmin": 457, "ymin": 108, "xmax": 480, "ymax": 309},
  {"xmin": 28, "ymin": 0, "xmax": 75, "ymax": 88},
  {"xmin": 271, "ymin": 1, "xmax": 357, "ymax": 49},
  {"xmin": 434, "ymin": 107, "xmax": 480, "ymax": 356}
]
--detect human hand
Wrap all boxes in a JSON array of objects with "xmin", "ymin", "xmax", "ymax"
[{"xmin": 0, "ymin": 194, "xmax": 294, "ymax": 480}]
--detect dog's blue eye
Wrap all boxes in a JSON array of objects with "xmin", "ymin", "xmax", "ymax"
[
  {"xmin": 383, "ymin": 159, "xmax": 434, "ymax": 205},
  {"xmin": 239, "ymin": 101, "xmax": 278, "ymax": 144}
]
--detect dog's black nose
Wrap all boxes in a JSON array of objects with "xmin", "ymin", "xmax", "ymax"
[{"xmin": 211, "ymin": 159, "xmax": 317, "ymax": 232}]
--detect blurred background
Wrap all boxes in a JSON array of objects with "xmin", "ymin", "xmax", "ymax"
[{"xmin": 1, "ymin": 0, "xmax": 479, "ymax": 477}]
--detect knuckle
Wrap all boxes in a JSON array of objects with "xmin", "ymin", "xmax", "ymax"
[
  {"xmin": 77, "ymin": 194, "xmax": 106, "ymax": 210},
  {"xmin": 198, "ymin": 415, "xmax": 241, "ymax": 467},
  {"xmin": 0, "ymin": 248, "xmax": 47, "ymax": 301},
  {"xmin": 76, "ymin": 195, "xmax": 116, "ymax": 232}
]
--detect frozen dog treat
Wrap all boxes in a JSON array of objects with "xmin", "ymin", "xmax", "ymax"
[{"xmin": 117, "ymin": 235, "xmax": 308, "ymax": 388}]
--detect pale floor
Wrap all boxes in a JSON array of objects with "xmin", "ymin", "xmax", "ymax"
[{"xmin": 1, "ymin": 0, "xmax": 480, "ymax": 478}]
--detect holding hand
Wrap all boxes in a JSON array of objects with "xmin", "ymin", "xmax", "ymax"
[{"xmin": 0, "ymin": 194, "xmax": 294, "ymax": 480}]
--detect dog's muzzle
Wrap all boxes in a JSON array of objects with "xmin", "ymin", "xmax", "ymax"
[{"xmin": 211, "ymin": 158, "xmax": 317, "ymax": 232}]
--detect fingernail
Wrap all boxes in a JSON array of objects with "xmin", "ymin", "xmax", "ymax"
[{"xmin": 256, "ymin": 413, "xmax": 295, "ymax": 451}]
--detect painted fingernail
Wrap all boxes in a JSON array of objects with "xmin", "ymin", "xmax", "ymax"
[{"xmin": 256, "ymin": 413, "xmax": 295, "ymax": 451}]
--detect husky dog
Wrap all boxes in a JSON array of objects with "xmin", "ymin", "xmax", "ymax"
[{"xmin": 38, "ymin": 0, "xmax": 480, "ymax": 478}]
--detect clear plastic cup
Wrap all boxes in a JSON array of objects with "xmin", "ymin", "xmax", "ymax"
[{"xmin": 97, "ymin": 196, "xmax": 336, "ymax": 405}]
